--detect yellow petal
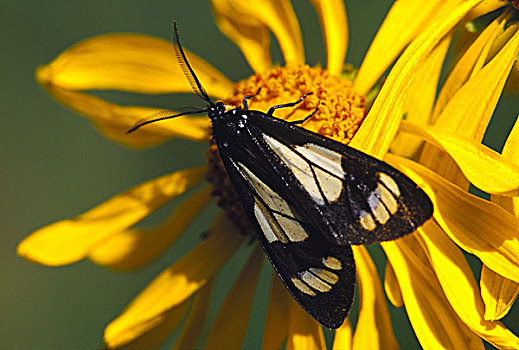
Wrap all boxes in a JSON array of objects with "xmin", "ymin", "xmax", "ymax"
[
  {"xmin": 104, "ymin": 215, "xmax": 246, "ymax": 346},
  {"xmin": 434, "ymin": 27, "xmax": 519, "ymax": 141},
  {"xmin": 262, "ymin": 274, "xmax": 290, "ymax": 350},
  {"xmin": 211, "ymin": 0, "xmax": 272, "ymax": 73},
  {"xmin": 386, "ymin": 154, "xmax": 519, "ymax": 283},
  {"xmin": 37, "ymin": 33, "xmax": 232, "ymax": 98},
  {"xmin": 210, "ymin": 0, "xmax": 304, "ymax": 65},
  {"xmin": 354, "ymin": 0, "xmax": 444, "ymax": 95},
  {"xmin": 105, "ymin": 298, "xmax": 190, "ymax": 349},
  {"xmin": 384, "ymin": 261, "xmax": 403, "ymax": 308},
  {"xmin": 432, "ymin": 14, "xmax": 506, "ymax": 120},
  {"xmin": 332, "ymin": 319, "xmax": 352, "ymax": 350},
  {"xmin": 350, "ymin": 0, "xmax": 484, "ymax": 158},
  {"xmin": 308, "ymin": 0, "xmax": 348, "ymax": 76},
  {"xmin": 418, "ymin": 221, "xmax": 519, "ymax": 349},
  {"xmin": 287, "ymin": 300, "xmax": 326, "ymax": 350},
  {"xmin": 401, "ymin": 121, "xmax": 519, "ymax": 195},
  {"xmin": 382, "ymin": 237, "xmax": 484, "ymax": 349},
  {"xmin": 492, "ymin": 116, "xmax": 519, "ymax": 216},
  {"xmin": 480, "ymin": 265, "xmax": 519, "ymax": 321},
  {"xmin": 89, "ymin": 185, "xmax": 212, "ymax": 270},
  {"xmin": 172, "ymin": 279, "xmax": 214, "ymax": 350},
  {"xmin": 390, "ymin": 32, "xmax": 451, "ymax": 159},
  {"xmin": 204, "ymin": 245, "xmax": 264, "ymax": 349},
  {"xmin": 465, "ymin": 0, "xmax": 506, "ymax": 22},
  {"xmin": 17, "ymin": 166, "xmax": 206, "ymax": 266},
  {"xmin": 36, "ymin": 87, "xmax": 210, "ymax": 148},
  {"xmin": 351, "ymin": 246, "xmax": 398, "ymax": 350}
]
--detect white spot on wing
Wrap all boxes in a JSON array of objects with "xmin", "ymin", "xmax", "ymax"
[
  {"xmin": 377, "ymin": 184, "xmax": 398, "ymax": 214},
  {"xmin": 368, "ymin": 192, "xmax": 390, "ymax": 224},
  {"xmin": 263, "ymin": 135, "xmax": 324, "ymax": 204},
  {"xmin": 309, "ymin": 267, "xmax": 339, "ymax": 285},
  {"xmin": 359, "ymin": 210, "xmax": 376, "ymax": 231},
  {"xmin": 274, "ymin": 214, "xmax": 308, "ymax": 242},
  {"xmin": 301, "ymin": 271, "xmax": 332, "ymax": 292},
  {"xmin": 254, "ymin": 201, "xmax": 287, "ymax": 243},
  {"xmin": 322, "ymin": 256, "xmax": 342, "ymax": 270},
  {"xmin": 292, "ymin": 277, "xmax": 316, "ymax": 296},
  {"xmin": 295, "ymin": 143, "xmax": 345, "ymax": 178},
  {"xmin": 238, "ymin": 162, "xmax": 294, "ymax": 216},
  {"xmin": 378, "ymin": 172, "xmax": 400, "ymax": 197},
  {"xmin": 314, "ymin": 167, "xmax": 343, "ymax": 202}
]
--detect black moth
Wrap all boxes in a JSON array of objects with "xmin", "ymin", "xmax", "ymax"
[{"xmin": 128, "ymin": 22, "xmax": 433, "ymax": 329}]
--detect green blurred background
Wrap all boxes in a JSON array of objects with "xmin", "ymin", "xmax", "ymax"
[{"xmin": 2, "ymin": 1, "xmax": 517, "ymax": 349}]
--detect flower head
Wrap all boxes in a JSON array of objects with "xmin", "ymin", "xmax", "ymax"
[{"xmin": 19, "ymin": 0, "xmax": 519, "ymax": 348}]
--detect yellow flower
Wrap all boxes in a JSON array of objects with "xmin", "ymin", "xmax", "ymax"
[{"xmin": 18, "ymin": 0, "xmax": 519, "ymax": 349}]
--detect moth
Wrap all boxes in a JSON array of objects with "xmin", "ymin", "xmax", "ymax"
[{"xmin": 129, "ymin": 22, "xmax": 434, "ymax": 329}]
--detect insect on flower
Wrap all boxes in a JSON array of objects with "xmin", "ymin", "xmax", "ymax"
[{"xmin": 128, "ymin": 22, "xmax": 434, "ymax": 329}]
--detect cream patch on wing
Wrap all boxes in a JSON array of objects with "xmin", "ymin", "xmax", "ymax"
[
  {"xmin": 368, "ymin": 191, "xmax": 390, "ymax": 224},
  {"xmin": 359, "ymin": 210, "xmax": 376, "ymax": 231},
  {"xmin": 378, "ymin": 172, "xmax": 400, "ymax": 197},
  {"xmin": 254, "ymin": 201, "xmax": 287, "ymax": 243},
  {"xmin": 294, "ymin": 143, "xmax": 345, "ymax": 178},
  {"xmin": 322, "ymin": 256, "xmax": 342, "ymax": 270},
  {"xmin": 239, "ymin": 162, "xmax": 308, "ymax": 242},
  {"xmin": 301, "ymin": 271, "xmax": 332, "ymax": 293},
  {"xmin": 314, "ymin": 167, "xmax": 343, "ymax": 202},
  {"xmin": 291, "ymin": 277, "xmax": 316, "ymax": 296},
  {"xmin": 263, "ymin": 135, "xmax": 324, "ymax": 204}
]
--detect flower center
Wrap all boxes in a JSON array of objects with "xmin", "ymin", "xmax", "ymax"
[{"xmin": 207, "ymin": 63, "xmax": 366, "ymax": 236}]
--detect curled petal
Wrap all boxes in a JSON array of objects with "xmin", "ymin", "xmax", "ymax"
[
  {"xmin": 384, "ymin": 261, "xmax": 403, "ymax": 308},
  {"xmin": 287, "ymin": 300, "xmax": 326, "ymax": 350},
  {"xmin": 354, "ymin": 0, "xmax": 444, "ymax": 95},
  {"xmin": 352, "ymin": 246, "xmax": 398, "ymax": 350},
  {"xmin": 481, "ymin": 265, "xmax": 519, "ymax": 321},
  {"xmin": 172, "ymin": 279, "xmax": 215, "ymax": 350},
  {"xmin": 391, "ymin": 32, "xmax": 450, "ymax": 158},
  {"xmin": 418, "ymin": 221, "xmax": 519, "ymax": 348},
  {"xmin": 204, "ymin": 245, "xmax": 264, "ymax": 349},
  {"xmin": 332, "ymin": 319, "xmax": 352, "ymax": 350},
  {"xmin": 262, "ymin": 274, "xmax": 290, "ymax": 350},
  {"xmin": 434, "ymin": 27, "xmax": 519, "ymax": 141},
  {"xmin": 308, "ymin": 0, "xmax": 348, "ymax": 76},
  {"xmin": 37, "ymin": 87, "xmax": 210, "ymax": 148},
  {"xmin": 104, "ymin": 215, "xmax": 246, "ymax": 346},
  {"xmin": 350, "ymin": 0, "xmax": 484, "ymax": 158},
  {"xmin": 17, "ymin": 166, "xmax": 206, "ymax": 266},
  {"xmin": 105, "ymin": 297, "xmax": 190, "ymax": 349},
  {"xmin": 211, "ymin": 0, "xmax": 272, "ymax": 73},
  {"xmin": 211, "ymin": 0, "xmax": 304, "ymax": 65},
  {"xmin": 432, "ymin": 15, "xmax": 506, "ymax": 120},
  {"xmin": 401, "ymin": 121, "xmax": 519, "ymax": 196},
  {"xmin": 89, "ymin": 185, "xmax": 212, "ymax": 270},
  {"xmin": 382, "ymin": 237, "xmax": 484, "ymax": 349},
  {"xmin": 36, "ymin": 33, "xmax": 232, "ymax": 98},
  {"xmin": 465, "ymin": 0, "xmax": 506, "ymax": 21},
  {"xmin": 387, "ymin": 154, "xmax": 519, "ymax": 283}
]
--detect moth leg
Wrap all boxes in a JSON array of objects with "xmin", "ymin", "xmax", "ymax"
[
  {"xmin": 242, "ymin": 88, "xmax": 262, "ymax": 110},
  {"xmin": 267, "ymin": 92, "xmax": 313, "ymax": 115},
  {"xmin": 290, "ymin": 106, "xmax": 319, "ymax": 125}
]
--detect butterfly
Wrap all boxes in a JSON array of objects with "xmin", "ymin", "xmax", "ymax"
[{"xmin": 128, "ymin": 22, "xmax": 434, "ymax": 329}]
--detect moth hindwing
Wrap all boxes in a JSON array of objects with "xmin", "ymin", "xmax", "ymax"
[{"xmin": 128, "ymin": 22, "xmax": 434, "ymax": 329}]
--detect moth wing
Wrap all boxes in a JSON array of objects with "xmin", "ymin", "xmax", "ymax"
[
  {"xmin": 248, "ymin": 112, "xmax": 433, "ymax": 245},
  {"xmin": 218, "ymin": 145, "xmax": 355, "ymax": 329}
]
